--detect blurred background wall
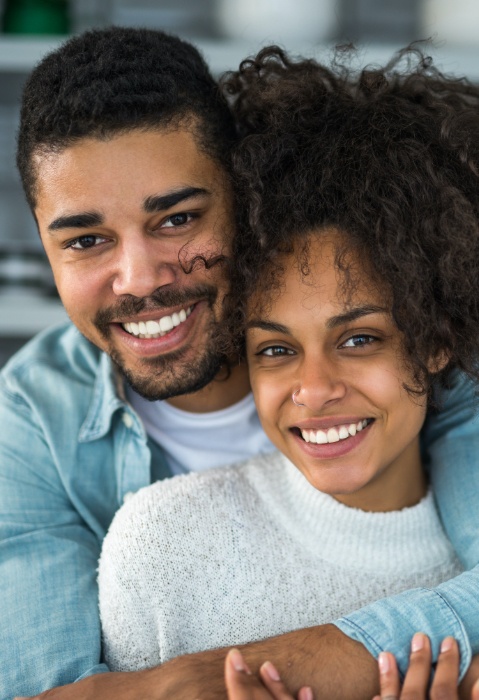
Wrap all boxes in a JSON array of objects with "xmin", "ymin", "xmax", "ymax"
[{"xmin": 1, "ymin": 0, "xmax": 478, "ymax": 364}]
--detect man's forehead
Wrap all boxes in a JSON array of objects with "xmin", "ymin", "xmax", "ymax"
[{"xmin": 33, "ymin": 127, "xmax": 230, "ymax": 214}]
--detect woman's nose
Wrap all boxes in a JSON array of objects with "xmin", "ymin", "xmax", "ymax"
[{"xmin": 293, "ymin": 358, "xmax": 347, "ymax": 409}]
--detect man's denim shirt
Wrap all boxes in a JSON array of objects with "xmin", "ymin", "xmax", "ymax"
[{"xmin": 1, "ymin": 323, "xmax": 479, "ymax": 697}]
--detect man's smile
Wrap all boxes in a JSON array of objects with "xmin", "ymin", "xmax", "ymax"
[{"xmin": 121, "ymin": 305, "xmax": 193, "ymax": 338}]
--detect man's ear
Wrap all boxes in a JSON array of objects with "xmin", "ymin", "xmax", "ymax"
[{"xmin": 427, "ymin": 349, "xmax": 450, "ymax": 375}]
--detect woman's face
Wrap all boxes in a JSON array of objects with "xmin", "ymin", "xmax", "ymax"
[{"xmin": 246, "ymin": 233, "xmax": 429, "ymax": 512}]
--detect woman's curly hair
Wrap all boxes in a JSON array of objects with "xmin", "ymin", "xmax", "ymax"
[{"xmin": 222, "ymin": 44, "xmax": 479, "ymax": 394}]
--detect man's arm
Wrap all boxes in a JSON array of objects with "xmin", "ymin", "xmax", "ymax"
[
  {"xmin": 20, "ymin": 625, "xmax": 378, "ymax": 700},
  {"xmin": 0, "ymin": 381, "xmax": 108, "ymax": 699}
]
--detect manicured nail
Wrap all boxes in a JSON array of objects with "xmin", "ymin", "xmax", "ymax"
[
  {"xmin": 378, "ymin": 652, "xmax": 390, "ymax": 674},
  {"xmin": 262, "ymin": 660, "xmax": 281, "ymax": 681},
  {"xmin": 229, "ymin": 648, "xmax": 252, "ymax": 674},
  {"xmin": 440, "ymin": 637, "xmax": 454, "ymax": 653},
  {"xmin": 411, "ymin": 633, "xmax": 425, "ymax": 652}
]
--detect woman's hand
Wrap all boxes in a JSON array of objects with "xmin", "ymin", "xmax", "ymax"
[
  {"xmin": 224, "ymin": 648, "xmax": 313, "ymax": 700},
  {"xmin": 373, "ymin": 633, "xmax": 479, "ymax": 700}
]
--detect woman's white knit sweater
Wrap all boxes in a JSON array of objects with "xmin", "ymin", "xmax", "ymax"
[{"xmin": 98, "ymin": 452, "xmax": 462, "ymax": 672}]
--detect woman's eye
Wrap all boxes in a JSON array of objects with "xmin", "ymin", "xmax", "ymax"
[
  {"xmin": 258, "ymin": 346, "xmax": 294, "ymax": 357},
  {"xmin": 67, "ymin": 235, "xmax": 106, "ymax": 250},
  {"xmin": 341, "ymin": 334, "xmax": 377, "ymax": 348},
  {"xmin": 162, "ymin": 213, "xmax": 192, "ymax": 228}
]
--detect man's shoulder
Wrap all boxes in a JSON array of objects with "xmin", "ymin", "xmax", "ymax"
[{"xmin": 1, "ymin": 322, "xmax": 103, "ymax": 393}]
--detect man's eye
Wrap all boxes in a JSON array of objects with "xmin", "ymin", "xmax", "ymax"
[
  {"xmin": 258, "ymin": 346, "xmax": 294, "ymax": 357},
  {"xmin": 162, "ymin": 213, "xmax": 192, "ymax": 228},
  {"xmin": 67, "ymin": 235, "xmax": 106, "ymax": 250},
  {"xmin": 341, "ymin": 334, "xmax": 377, "ymax": 348}
]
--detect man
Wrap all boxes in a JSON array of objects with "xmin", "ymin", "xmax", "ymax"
[{"xmin": 2, "ymin": 27, "xmax": 479, "ymax": 700}]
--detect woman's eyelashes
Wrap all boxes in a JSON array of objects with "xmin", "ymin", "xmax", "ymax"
[
  {"xmin": 339, "ymin": 333, "xmax": 379, "ymax": 349},
  {"xmin": 253, "ymin": 332, "xmax": 382, "ymax": 359},
  {"xmin": 256, "ymin": 345, "xmax": 295, "ymax": 357}
]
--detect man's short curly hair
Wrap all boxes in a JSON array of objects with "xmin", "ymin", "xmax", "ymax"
[
  {"xmin": 223, "ymin": 45, "xmax": 479, "ymax": 393},
  {"xmin": 17, "ymin": 26, "xmax": 236, "ymax": 210}
]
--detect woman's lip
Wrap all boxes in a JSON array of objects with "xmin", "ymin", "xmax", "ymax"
[
  {"xmin": 290, "ymin": 419, "xmax": 374, "ymax": 459},
  {"xmin": 293, "ymin": 416, "xmax": 373, "ymax": 431}
]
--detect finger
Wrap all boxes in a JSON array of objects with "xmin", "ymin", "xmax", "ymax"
[
  {"xmin": 430, "ymin": 637, "xmax": 459, "ymax": 700},
  {"xmin": 225, "ymin": 648, "xmax": 259, "ymax": 700},
  {"xmin": 400, "ymin": 632, "xmax": 431, "ymax": 698},
  {"xmin": 377, "ymin": 651, "xmax": 400, "ymax": 699},
  {"xmin": 259, "ymin": 661, "xmax": 303, "ymax": 699},
  {"xmin": 297, "ymin": 688, "xmax": 314, "ymax": 700},
  {"xmin": 472, "ymin": 678, "xmax": 479, "ymax": 700}
]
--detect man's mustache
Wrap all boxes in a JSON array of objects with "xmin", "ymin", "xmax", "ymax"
[{"xmin": 94, "ymin": 284, "xmax": 218, "ymax": 332}]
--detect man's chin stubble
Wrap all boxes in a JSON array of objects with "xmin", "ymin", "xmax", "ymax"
[{"xmin": 111, "ymin": 345, "xmax": 226, "ymax": 401}]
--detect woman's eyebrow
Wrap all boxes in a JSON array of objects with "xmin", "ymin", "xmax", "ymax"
[
  {"xmin": 246, "ymin": 320, "xmax": 290, "ymax": 333},
  {"xmin": 326, "ymin": 305, "xmax": 388, "ymax": 329}
]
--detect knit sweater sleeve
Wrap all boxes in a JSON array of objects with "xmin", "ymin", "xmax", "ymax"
[{"xmin": 98, "ymin": 488, "xmax": 166, "ymax": 672}]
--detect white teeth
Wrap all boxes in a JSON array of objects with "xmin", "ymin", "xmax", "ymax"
[
  {"xmin": 301, "ymin": 419, "xmax": 371, "ymax": 445},
  {"xmin": 122, "ymin": 306, "xmax": 192, "ymax": 338},
  {"xmin": 159, "ymin": 316, "xmax": 174, "ymax": 333},
  {"xmin": 327, "ymin": 427, "xmax": 340, "ymax": 443}
]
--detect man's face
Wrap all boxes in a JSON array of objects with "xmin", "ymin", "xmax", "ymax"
[{"xmin": 35, "ymin": 128, "xmax": 234, "ymax": 400}]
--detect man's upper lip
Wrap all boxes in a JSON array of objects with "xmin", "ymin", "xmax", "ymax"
[
  {"xmin": 293, "ymin": 416, "xmax": 373, "ymax": 431},
  {"xmin": 113, "ymin": 303, "xmax": 196, "ymax": 325}
]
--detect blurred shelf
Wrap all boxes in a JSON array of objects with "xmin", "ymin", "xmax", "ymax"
[
  {"xmin": 0, "ymin": 36, "xmax": 63, "ymax": 71},
  {"xmin": 0, "ymin": 36, "xmax": 478, "ymax": 80},
  {"xmin": 0, "ymin": 291, "xmax": 67, "ymax": 335}
]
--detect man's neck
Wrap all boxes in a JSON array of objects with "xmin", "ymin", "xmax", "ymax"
[{"xmin": 166, "ymin": 362, "xmax": 251, "ymax": 413}]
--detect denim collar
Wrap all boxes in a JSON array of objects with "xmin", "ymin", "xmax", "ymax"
[{"xmin": 78, "ymin": 352, "xmax": 126, "ymax": 443}]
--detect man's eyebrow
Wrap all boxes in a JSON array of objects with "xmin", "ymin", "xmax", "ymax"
[
  {"xmin": 327, "ymin": 305, "xmax": 389, "ymax": 328},
  {"xmin": 48, "ymin": 212, "xmax": 103, "ymax": 232},
  {"xmin": 143, "ymin": 187, "xmax": 210, "ymax": 213}
]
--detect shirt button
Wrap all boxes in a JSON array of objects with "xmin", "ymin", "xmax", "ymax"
[
  {"xmin": 122, "ymin": 412, "xmax": 133, "ymax": 428},
  {"xmin": 123, "ymin": 491, "xmax": 135, "ymax": 503}
]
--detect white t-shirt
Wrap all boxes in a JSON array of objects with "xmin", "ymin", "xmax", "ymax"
[{"xmin": 126, "ymin": 387, "xmax": 275, "ymax": 476}]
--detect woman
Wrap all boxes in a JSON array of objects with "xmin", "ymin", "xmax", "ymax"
[{"xmin": 98, "ymin": 47, "xmax": 479, "ymax": 697}]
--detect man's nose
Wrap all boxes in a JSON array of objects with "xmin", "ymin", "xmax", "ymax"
[{"xmin": 111, "ymin": 237, "xmax": 177, "ymax": 298}]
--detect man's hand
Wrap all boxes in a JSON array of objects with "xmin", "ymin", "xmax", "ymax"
[
  {"xmin": 16, "ymin": 624, "xmax": 378, "ymax": 700},
  {"xmin": 224, "ymin": 649, "xmax": 313, "ymax": 700}
]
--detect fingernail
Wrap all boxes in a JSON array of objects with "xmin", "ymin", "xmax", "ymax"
[
  {"xmin": 262, "ymin": 660, "xmax": 281, "ymax": 681},
  {"xmin": 378, "ymin": 652, "xmax": 390, "ymax": 674},
  {"xmin": 229, "ymin": 648, "xmax": 252, "ymax": 674},
  {"xmin": 411, "ymin": 633, "xmax": 425, "ymax": 652},
  {"xmin": 440, "ymin": 637, "xmax": 454, "ymax": 653},
  {"xmin": 300, "ymin": 688, "xmax": 314, "ymax": 700}
]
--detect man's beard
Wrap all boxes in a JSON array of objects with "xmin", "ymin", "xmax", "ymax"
[{"xmin": 94, "ymin": 284, "xmax": 226, "ymax": 401}]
